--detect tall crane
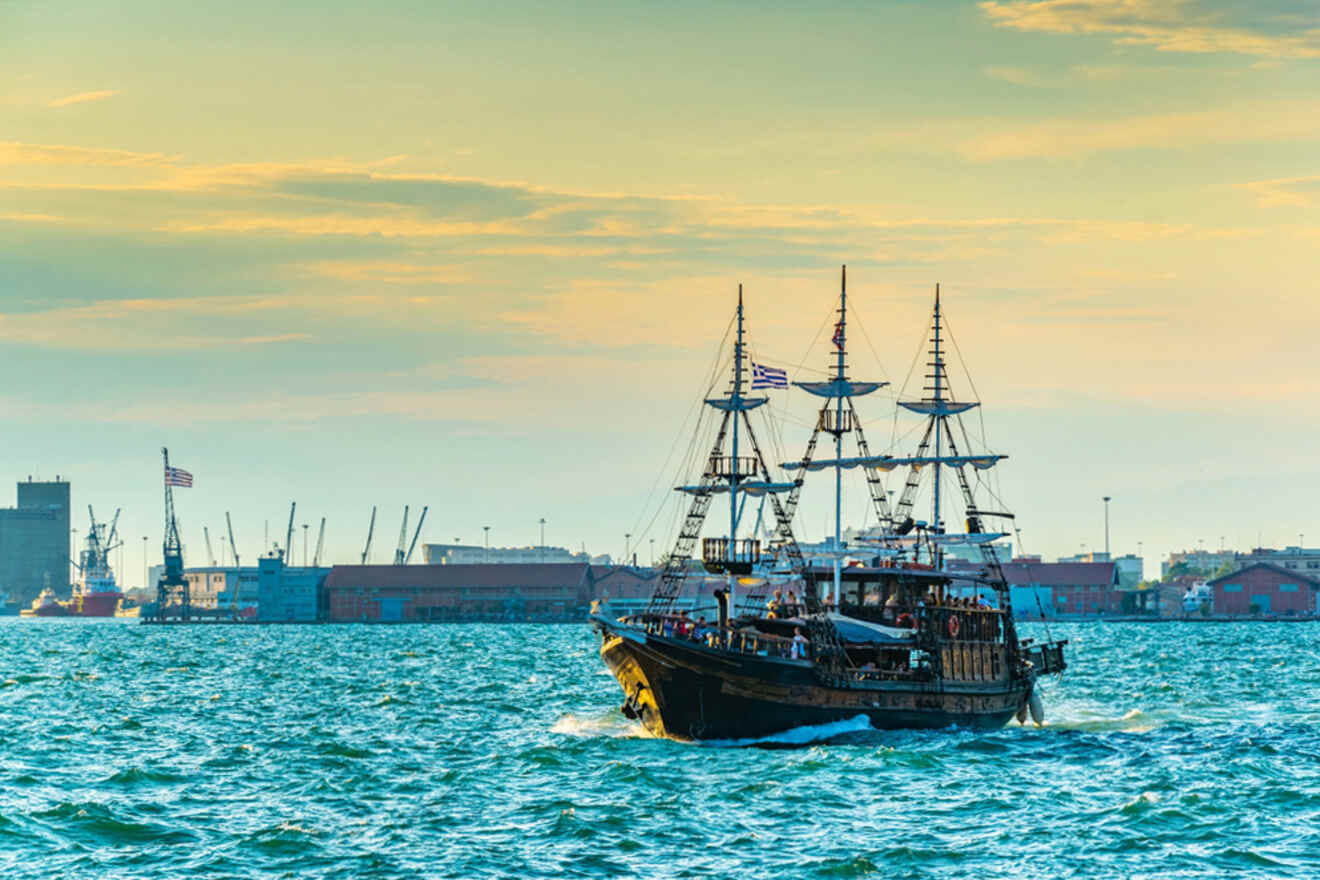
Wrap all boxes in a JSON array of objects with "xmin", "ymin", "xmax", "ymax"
[
  {"xmin": 361, "ymin": 506, "xmax": 376, "ymax": 564},
  {"xmin": 312, "ymin": 517, "xmax": 326, "ymax": 567},
  {"xmin": 393, "ymin": 505, "xmax": 410, "ymax": 565},
  {"xmin": 403, "ymin": 505, "xmax": 428, "ymax": 564},
  {"xmin": 284, "ymin": 502, "xmax": 296, "ymax": 565},
  {"xmin": 156, "ymin": 447, "xmax": 189, "ymax": 621},
  {"xmin": 226, "ymin": 512, "xmax": 240, "ymax": 568},
  {"xmin": 203, "ymin": 526, "xmax": 217, "ymax": 567}
]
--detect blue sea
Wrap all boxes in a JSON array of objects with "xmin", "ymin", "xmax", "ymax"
[{"xmin": 2, "ymin": 619, "xmax": 1318, "ymax": 879}]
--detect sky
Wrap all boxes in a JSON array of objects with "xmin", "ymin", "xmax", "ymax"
[{"xmin": 2, "ymin": 0, "xmax": 1318, "ymax": 585}]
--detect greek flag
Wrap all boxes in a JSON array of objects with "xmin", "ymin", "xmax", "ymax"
[{"xmin": 751, "ymin": 361, "xmax": 787, "ymax": 389}]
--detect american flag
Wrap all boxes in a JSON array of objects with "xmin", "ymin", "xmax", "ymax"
[
  {"xmin": 165, "ymin": 465, "xmax": 194, "ymax": 488},
  {"xmin": 832, "ymin": 320, "xmax": 845, "ymax": 351},
  {"xmin": 751, "ymin": 361, "xmax": 788, "ymax": 389}
]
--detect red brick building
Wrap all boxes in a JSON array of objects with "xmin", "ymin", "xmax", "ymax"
[
  {"xmin": 1207, "ymin": 564, "xmax": 1320, "ymax": 616},
  {"xmin": 998, "ymin": 560, "xmax": 1121, "ymax": 617},
  {"xmin": 322, "ymin": 563, "xmax": 598, "ymax": 622}
]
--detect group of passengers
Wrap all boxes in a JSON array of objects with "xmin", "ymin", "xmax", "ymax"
[
  {"xmin": 764, "ymin": 589, "xmax": 805, "ymax": 619},
  {"xmin": 659, "ymin": 608, "xmax": 810, "ymax": 660}
]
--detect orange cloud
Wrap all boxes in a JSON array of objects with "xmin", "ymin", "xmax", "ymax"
[
  {"xmin": 48, "ymin": 89, "xmax": 120, "ymax": 107},
  {"xmin": 980, "ymin": 1, "xmax": 1320, "ymax": 59}
]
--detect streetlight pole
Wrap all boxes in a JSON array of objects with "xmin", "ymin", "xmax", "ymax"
[
  {"xmin": 143, "ymin": 536, "xmax": 149, "ymax": 591},
  {"xmin": 1103, "ymin": 496, "xmax": 1111, "ymax": 558},
  {"xmin": 539, "ymin": 517, "xmax": 546, "ymax": 562},
  {"xmin": 302, "ymin": 523, "xmax": 309, "ymax": 567},
  {"xmin": 625, "ymin": 533, "xmax": 631, "ymax": 567},
  {"xmin": 483, "ymin": 526, "xmax": 490, "ymax": 563},
  {"xmin": 650, "ymin": 538, "xmax": 655, "ymax": 567}
]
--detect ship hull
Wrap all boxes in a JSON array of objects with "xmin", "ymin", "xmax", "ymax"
[
  {"xmin": 30, "ymin": 593, "xmax": 122, "ymax": 617},
  {"xmin": 599, "ymin": 622, "xmax": 1030, "ymax": 741},
  {"xmin": 69, "ymin": 592, "xmax": 123, "ymax": 617}
]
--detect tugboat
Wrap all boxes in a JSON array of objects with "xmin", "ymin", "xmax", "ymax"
[
  {"xmin": 591, "ymin": 270, "xmax": 1067, "ymax": 741},
  {"xmin": 67, "ymin": 506, "xmax": 125, "ymax": 617},
  {"xmin": 24, "ymin": 507, "xmax": 124, "ymax": 618}
]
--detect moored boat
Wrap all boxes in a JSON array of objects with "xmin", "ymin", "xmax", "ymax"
[{"xmin": 593, "ymin": 270, "xmax": 1067, "ymax": 741}]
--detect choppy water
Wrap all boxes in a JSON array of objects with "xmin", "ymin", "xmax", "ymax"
[{"xmin": 2, "ymin": 619, "xmax": 1318, "ymax": 879}]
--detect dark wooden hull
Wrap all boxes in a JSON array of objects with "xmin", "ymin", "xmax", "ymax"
[{"xmin": 598, "ymin": 621, "xmax": 1032, "ymax": 741}]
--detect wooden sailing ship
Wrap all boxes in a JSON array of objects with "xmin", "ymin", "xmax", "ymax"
[{"xmin": 592, "ymin": 270, "xmax": 1067, "ymax": 741}]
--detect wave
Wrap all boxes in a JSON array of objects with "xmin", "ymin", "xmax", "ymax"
[
  {"xmin": 700, "ymin": 714, "xmax": 875, "ymax": 749},
  {"xmin": 550, "ymin": 712, "xmax": 650, "ymax": 739}
]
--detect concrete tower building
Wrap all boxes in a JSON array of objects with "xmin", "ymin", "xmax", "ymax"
[{"xmin": 0, "ymin": 478, "xmax": 72, "ymax": 604}]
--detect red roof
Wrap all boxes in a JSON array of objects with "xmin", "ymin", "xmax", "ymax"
[
  {"xmin": 997, "ymin": 561, "xmax": 1119, "ymax": 587},
  {"xmin": 323, "ymin": 563, "xmax": 592, "ymax": 589},
  {"xmin": 1206, "ymin": 562, "xmax": 1320, "ymax": 588}
]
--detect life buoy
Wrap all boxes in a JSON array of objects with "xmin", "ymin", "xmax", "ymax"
[
  {"xmin": 896, "ymin": 612, "xmax": 916, "ymax": 629},
  {"xmin": 947, "ymin": 615, "xmax": 960, "ymax": 639}
]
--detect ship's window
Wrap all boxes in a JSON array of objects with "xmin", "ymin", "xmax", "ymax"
[
  {"xmin": 1222, "ymin": 584, "xmax": 1242, "ymax": 592},
  {"xmin": 1279, "ymin": 584, "xmax": 1299, "ymax": 592}
]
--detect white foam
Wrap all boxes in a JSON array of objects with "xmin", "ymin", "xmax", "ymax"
[
  {"xmin": 700, "ymin": 714, "xmax": 875, "ymax": 748},
  {"xmin": 550, "ymin": 713, "xmax": 651, "ymax": 739}
]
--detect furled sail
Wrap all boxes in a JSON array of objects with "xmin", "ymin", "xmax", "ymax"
[
  {"xmin": 792, "ymin": 378, "xmax": 887, "ymax": 399},
  {"xmin": 780, "ymin": 454, "xmax": 893, "ymax": 472},
  {"xmin": 675, "ymin": 480, "xmax": 797, "ymax": 496},
  {"xmin": 705, "ymin": 396, "xmax": 769, "ymax": 412},
  {"xmin": 884, "ymin": 454, "xmax": 1005, "ymax": 470},
  {"xmin": 897, "ymin": 401, "xmax": 978, "ymax": 416}
]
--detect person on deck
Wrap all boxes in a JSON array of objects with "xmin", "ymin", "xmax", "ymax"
[
  {"xmin": 882, "ymin": 592, "xmax": 901, "ymax": 625},
  {"xmin": 766, "ymin": 589, "xmax": 784, "ymax": 619},
  {"xmin": 790, "ymin": 627, "xmax": 809, "ymax": 660}
]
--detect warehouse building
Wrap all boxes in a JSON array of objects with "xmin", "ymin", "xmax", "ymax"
[
  {"xmin": 322, "ymin": 563, "xmax": 599, "ymax": 622},
  {"xmin": 1208, "ymin": 564, "xmax": 1320, "ymax": 616}
]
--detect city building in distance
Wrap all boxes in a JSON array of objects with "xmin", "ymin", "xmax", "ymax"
[{"xmin": 0, "ymin": 477, "xmax": 71, "ymax": 604}]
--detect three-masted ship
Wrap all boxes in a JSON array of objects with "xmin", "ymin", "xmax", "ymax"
[{"xmin": 592, "ymin": 269, "xmax": 1067, "ymax": 741}]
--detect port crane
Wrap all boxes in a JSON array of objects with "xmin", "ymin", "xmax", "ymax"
[
  {"xmin": 392, "ymin": 506, "xmax": 410, "ymax": 564},
  {"xmin": 284, "ymin": 502, "xmax": 296, "ymax": 565},
  {"xmin": 154, "ymin": 447, "xmax": 190, "ymax": 621},
  {"xmin": 226, "ymin": 512, "xmax": 240, "ymax": 568},
  {"xmin": 203, "ymin": 526, "xmax": 217, "ymax": 567},
  {"xmin": 312, "ymin": 517, "xmax": 326, "ymax": 567},
  {"xmin": 361, "ymin": 506, "xmax": 376, "ymax": 564},
  {"xmin": 402, "ymin": 505, "xmax": 428, "ymax": 564}
]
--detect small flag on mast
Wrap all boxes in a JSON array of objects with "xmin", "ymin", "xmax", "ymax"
[
  {"xmin": 751, "ymin": 362, "xmax": 788, "ymax": 389},
  {"xmin": 832, "ymin": 321, "xmax": 845, "ymax": 351},
  {"xmin": 165, "ymin": 465, "xmax": 194, "ymax": 488}
]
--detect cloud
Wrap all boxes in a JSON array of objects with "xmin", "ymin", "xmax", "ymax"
[
  {"xmin": 984, "ymin": 65, "xmax": 1060, "ymax": 87},
  {"xmin": 48, "ymin": 89, "xmax": 120, "ymax": 107},
  {"xmin": 298, "ymin": 261, "xmax": 468, "ymax": 284},
  {"xmin": 979, "ymin": 0, "xmax": 1320, "ymax": 59},
  {"xmin": 957, "ymin": 101, "xmax": 1320, "ymax": 160},
  {"xmin": 1235, "ymin": 174, "xmax": 1320, "ymax": 208},
  {"xmin": 0, "ymin": 141, "xmax": 172, "ymax": 168}
]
